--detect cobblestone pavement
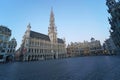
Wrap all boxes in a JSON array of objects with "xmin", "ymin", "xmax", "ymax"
[{"xmin": 0, "ymin": 56, "xmax": 120, "ymax": 80}]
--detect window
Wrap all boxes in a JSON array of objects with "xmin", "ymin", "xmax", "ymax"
[
  {"xmin": 0, "ymin": 35, "xmax": 3, "ymax": 40},
  {"xmin": 0, "ymin": 55, "xmax": 3, "ymax": 59}
]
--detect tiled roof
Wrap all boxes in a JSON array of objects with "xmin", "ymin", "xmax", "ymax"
[
  {"xmin": 30, "ymin": 31, "xmax": 50, "ymax": 41},
  {"xmin": 30, "ymin": 30, "xmax": 64, "ymax": 43},
  {"xmin": 0, "ymin": 25, "xmax": 11, "ymax": 36},
  {"xmin": 57, "ymin": 38, "xmax": 64, "ymax": 43}
]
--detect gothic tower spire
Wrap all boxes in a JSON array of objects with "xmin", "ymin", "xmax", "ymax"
[{"xmin": 48, "ymin": 8, "xmax": 57, "ymax": 43}]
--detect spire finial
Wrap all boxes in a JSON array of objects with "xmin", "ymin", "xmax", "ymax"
[
  {"xmin": 27, "ymin": 22, "xmax": 31, "ymax": 28},
  {"xmin": 51, "ymin": 7, "xmax": 54, "ymax": 16},
  {"xmin": 49, "ymin": 7, "xmax": 55, "ymax": 26},
  {"xmin": 28, "ymin": 22, "xmax": 30, "ymax": 26},
  {"xmin": 27, "ymin": 22, "xmax": 31, "ymax": 31},
  {"xmin": 51, "ymin": 7, "xmax": 53, "ymax": 11}
]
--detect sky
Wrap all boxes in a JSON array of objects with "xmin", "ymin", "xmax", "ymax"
[{"xmin": 0, "ymin": 0, "xmax": 110, "ymax": 49}]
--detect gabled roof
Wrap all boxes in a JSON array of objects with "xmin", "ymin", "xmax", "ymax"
[
  {"xmin": 58, "ymin": 38, "xmax": 64, "ymax": 43},
  {"xmin": 30, "ymin": 30, "xmax": 64, "ymax": 44},
  {"xmin": 30, "ymin": 31, "xmax": 50, "ymax": 41},
  {"xmin": 0, "ymin": 25, "xmax": 11, "ymax": 36}
]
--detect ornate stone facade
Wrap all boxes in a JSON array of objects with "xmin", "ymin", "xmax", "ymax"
[
  {"xmin": 19, "ymin": 9, "xmax": 66, "ymax": 61},
  {"xmin": 67, "ymin": 38, "xmax": 103, "ymax": 57},
  {"xmin": 103, "ymin": 37, "xmax": 117, "ymax": 55},
  {"xmin": 106, "ymin": 0, "xmax": 120, "ymax": 53},
  {"xmin": 0, "ymin": 25, "xmax": 17, "ymax": 62}
]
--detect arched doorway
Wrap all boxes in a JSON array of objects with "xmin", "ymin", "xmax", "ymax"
[
  {"xmin": 6, "ymin": 55, "xmax": 13, "ymax": 62},
  {"xmin": 28, "ymin": 55, "xmax": 31, "ymax": 61},
  {"xmin": 32, "ymin": 55, "xmax": 34, "ymax": 61},
  {"xmin": 54, "ymin": 54, "xmax": 56, "ymax": 59}
]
